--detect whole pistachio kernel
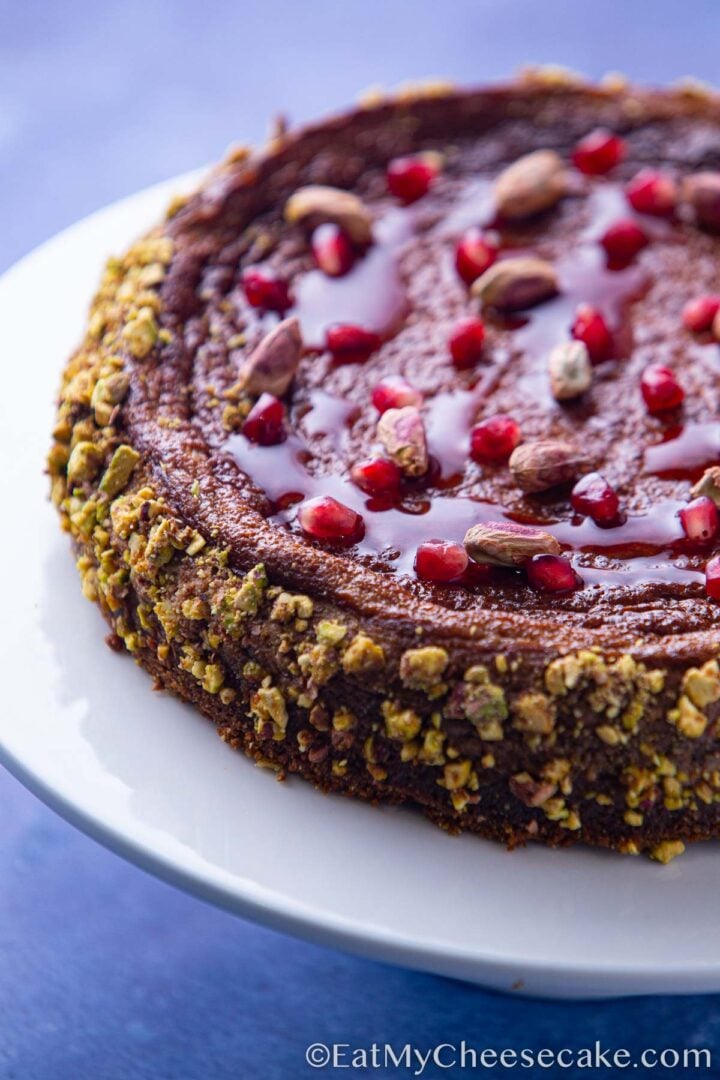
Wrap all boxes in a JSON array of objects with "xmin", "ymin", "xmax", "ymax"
[
  {"xmin": 236, "ymin": 316, "xmax": 302, "ymax": 397},
  {"xmin": 691, "ymin": 466, "xmax": 720, "ymax": 507},
  {"xmin": 494, "ymin": 149, "xmax": 568, "ymax": 220},
  {"xmin": 464, "ymin": 521, "xmax": 561, "ymax": 566},
  {"xmin": 509, "ymin": 439, "xmax": 590, "ymax": 493},
  {"xmin": 284, "ymin": 185, "xmax": 373, "ymax": 246},
  {"xmin": 376, "ymin": 406, "xmax": 429, "ymax": 476},
  {"xmin": 682, "ymin": 171, "xmax": 720, "ymax": 230},
  {"xmin": 548, "ymin": 340, "xmax": 592, "ymax": 401},
  {"xmin": 471, "ymin": 257, "xmax": 558, "ymax": 312}
]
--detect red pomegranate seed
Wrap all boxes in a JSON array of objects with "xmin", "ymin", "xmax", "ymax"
[
  {"xmin": 571, "ymin": 304, "xmax": 613, "ymax": 364},
  {"xmin": 449, "ymin": 317, "xmax": 486, "ymax": 369},
  {"xmin": 682, "ymin": 294, "xmax": 720, "ymax": 333},
  {"xmin": 297, "ymin": 495, "xmax": 364, "ymax": 542},
  {"xmin": 386, "ymin": 154, "xmax": 439, "ymax": 204},
  {"xmin": 462, "ymin": 560, "xmax": 495, "ymax": 587},
  {"xmin": 571, "ymin": 128, "xmax": 626, "ymax": 176},
  {"xmin": 625, "ymin": 168, "xmax": 678, "ymax": 217},
  {"xmin": 311, "ymin": 224, "xmax": 355, "ymax": 277},
  {"xmin": 640, "ymin": 364, "xmax": 685, "ymax": 413},
  {"xmin": 454, "ymin": 228, "xmax": 498, "ymax": 285},
  {"xmin": 526, "ymin": 554, "xmax": 580, "ymax": 593},
  {"xmin": 242, "ymin": 268, "xmax": 291, "ymax": 312},
  {"xmin": 706, "ymin": 555, "xmax": 720, "ymax": 600},
  {"xmin": 415, "ymin": 539, "xmax": 469, "ymax": 582},
  {"xmin": 470, "ymin": 415, "xmax": 521, "ymax": 464},
  {"xmin": 371, "ymin": 377, "xmax": 423, "ymax": 414},
  {"xmin": 326, "ymin": 324, "xmax": 381, "ymax": 364},
  {"xmin": 350, "ymin": 457, "xmax": 402, "ymax": 497},
  {"xmin": 600, "ymin": 218, "xmax": 648, "ymax": 264},
  {"xmin": 679, "ymin": 496, "xmax": 720, "ymax": 544},
  {"xmin": 571, "ymin": 472, "xmax": 621, "ymax": 525},
  {"xmin": 242, "ymin": 393, "xmax": 286, "ymax": 445}
]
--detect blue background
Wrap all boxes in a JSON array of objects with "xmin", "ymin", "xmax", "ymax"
[{"xmin": 3, "ymin": 1, "xmax": 720, "ymax": 1075}]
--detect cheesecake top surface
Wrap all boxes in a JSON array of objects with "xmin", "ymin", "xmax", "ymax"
[{"xmin": 124, "ymin": 77, "xmax": 720, "ymax": 660}]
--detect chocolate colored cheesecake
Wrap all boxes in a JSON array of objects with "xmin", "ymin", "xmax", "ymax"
[{"xmin": 49, "ymin": 71, "xmax": 720, "ymax": 860}]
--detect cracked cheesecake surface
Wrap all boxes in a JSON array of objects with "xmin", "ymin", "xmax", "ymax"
[{"xmin": 49, "ymin": 72, "xmax": 720, "ymax": 860}]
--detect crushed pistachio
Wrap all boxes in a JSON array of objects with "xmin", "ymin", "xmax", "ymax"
[
  {"xmin": 99, "ymin": 444, "xmax": 140, "ymax": 497},
  {"xmin": 332, "ymin": 707, "xmax": 356, "ymax": 732},
  {"xmin": 596, "ymin": 724, "xmax": 622, "ymax": 746},
  {"xmin": 382, "ymin": 700, "xmax": 422, "ymax": 741},
  {"xmin": 67, "ymin": 441, "xmax": 103, "ymax": 484},
  {"xmin": 341, "ymin": 633, "xmax": 385, "ymax": 675},
  {"xmin": 121, "ymin": 306, "xmax": 158, "ymax": 359},
  {"xmin": 650, "ymin": 840, "xmax": 686, "ymax": 864},
  {"xmin": 316, "ymin": 620, "xmax": 348, "ymax": 647},
  {"xmin": 445, "ymin": 665, "xmax": 507, "ymax": 734},
  {"xmin": 400, "ymin": 646, "xmax": 449, "ymax": 692},
  {"xmin": 297, "ymin": 643, "xmax": 338, "ymax": 688},
  {"xmin": 682, "ymin": 660, "xmax": 720, "ymax": 710},
  {"xmin": 91, "ymin": 372, "xmax": 130, "ymax": 425},
  {"xmin": 669, "ymin": 695, "xmax": 707, "ymax": 739},
  {"xmin": 211, "ymin": 564, "xmax": 268, "ymax": 633},
  {"xmin": 512, "ymin": 691, "xmax": 556, "ymax": 735},
  {"xmin": 270, "ymin": 592, "xmax": 313, "ymax": 624},
  {"xmin": 250, "ymin": 686, "xmax": 288, "ymax": 738},
  {"xmin": 202, "ymin": 664, "xmax": 225, "ymax": 694},
  {"xmin": 185, "ymin": 531, "xmax": 206, "ymax": 556},
  {"xmin": 181, "ymin": 597, "xmax": 209, "ymax": 621},
  {"xmin": 443, "ymin": 760, "xmax": 472, "ymax": 791}
]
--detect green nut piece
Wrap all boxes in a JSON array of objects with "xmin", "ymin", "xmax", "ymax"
[
  {"xmin": 67, "ymin": 441, "xmax": 104, "ymax": 483},
  {"xmin": 91, "ymin": 372, "xmax": 130, "ymax": 426},
  {"xmin": 121, "ymin": 306, "xmax": 159, "ymax": 359},
  {"xmin": 99, "ymin": 445, "xmax": 141, "ymax": 497}
]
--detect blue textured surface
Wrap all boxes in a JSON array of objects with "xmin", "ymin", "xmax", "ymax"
[{"xmin": 3, "ymin": 2, "xmax": 720, "ymax": 1075}]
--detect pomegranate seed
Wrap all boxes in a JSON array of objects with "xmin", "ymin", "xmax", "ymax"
[
  {"xmin": 706, "ymin": 555, "xmax": 720, "ymax": 600},
  {"xmin": 242, "ymin": 268, "xmax": 291, "ymax": 312},
  {"xmin": 470, "ymin": 415, "xmax": 521, "ymax": 464},
  {"xmin": 326, "ymin": 324, "xmax": 381, "ymax": 364},
  {"xmin": 297, "ymin": 495, "xmax": 364, "ymax": 542},
  {"xmin": 682, "ymin": 294, "xmax": 720, "ymax": 333},
  {"xmin": 242, "ymin": 393, "xmax": 285, "ymax": 445},
  {"xmin": 600, "ymin": 218, "xmax": 648, "ymax": 264},
  {"xmin": 350, "ymin": 457, "xmax": 402, "ymax": 497},
  {"xmin": 571, "ymin": 128, "xmax": 626, "ymax": 176},
  {"xmin": 454, "ymin": 228, "xmax": 498, "ymax": 285},
  {"xmin": 571, "ymin": 304, "xmax": 613, "ymax": 364},
  {"xmin": 415, "ymin": 539, "xmax": 468, "ymax": 582},
  {"xmin": 526, "ymin": 554, "xmax": 580, "ymax": 593},
  {"xmin": 386, "ymin": 155, "xmax": 439, "ymax": 204},
  {"xmin": 640, "ymin": 364, "xmax": 685, "ymax": 413},
  {"xmin": 462, "ymin": 560, "xmax": 495, "ymax": 587},
  {"xmin": 311, "ymin": 224, "xmax": 355, "ymax": 277},
  {"xmin": 372, "ymin": 377, "xmax": 423, "ymax": 414},
  {"xmin": 571, "ymin": 472, "xmax": 621, "ymax": 525},
  {"xmin": 449, "ymin": 317, "xmax": 486, "ymax": 369},
  {"xmin": 679, "ymin": 496, "xmax": 719, "ymax": 544},
  {"xmin": 625, "ymin": 168, "xmax": 677, "ymax": 217}
]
